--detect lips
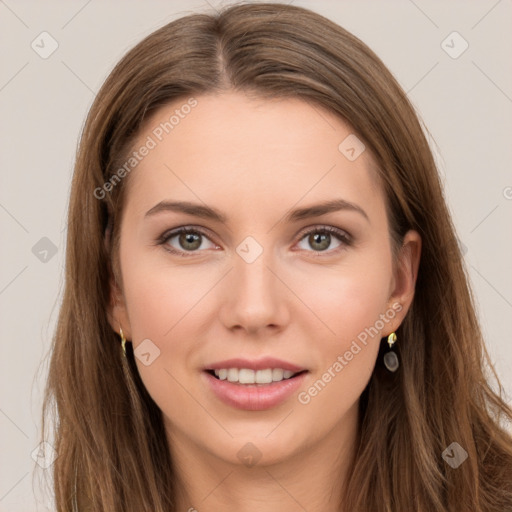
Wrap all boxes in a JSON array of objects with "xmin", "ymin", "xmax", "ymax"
[{"xmin": 202, "ymin": 369, "xmax": 308, "ymax": 411}]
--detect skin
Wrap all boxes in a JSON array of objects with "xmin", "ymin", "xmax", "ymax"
[{"xmin": 107, "ymin": 91, "xmax": 421, "ymax": 512}]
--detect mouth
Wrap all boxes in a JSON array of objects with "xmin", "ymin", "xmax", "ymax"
[{"xmin": 202, "ymin": 367, "xmax": 309, "ymax": 411}]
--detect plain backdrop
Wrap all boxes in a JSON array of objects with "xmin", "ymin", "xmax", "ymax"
[{"xmin": 0, "ymin": 1, "xmax": 511, "ymax": 510}]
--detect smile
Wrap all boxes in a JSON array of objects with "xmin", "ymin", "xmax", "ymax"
[{"xmin": 202, "ymin": 369, "xmax": 308, "ymax": 411}]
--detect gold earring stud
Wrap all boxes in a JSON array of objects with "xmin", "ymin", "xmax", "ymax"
[{"xmin": 387, "ymin": 332, "xmax": 397, "ymax": 348}]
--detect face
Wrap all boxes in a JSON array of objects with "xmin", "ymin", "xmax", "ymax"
[{"xmin": 108, "ymin": 91, "xmax": 420, "ymax": 468}]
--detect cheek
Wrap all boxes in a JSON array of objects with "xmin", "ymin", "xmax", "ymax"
[
  {"xmin": 293, "ymin": 253, "xmax": 393, "ymax": 342},
  {"xmin": 121, "ymin": 247, "xmax": 214, "ymax": 341},
  {"xmin": 120, "ymin": 251, "xmax": 220, "ymax": 396}
]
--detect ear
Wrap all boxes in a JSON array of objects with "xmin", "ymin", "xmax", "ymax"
[
  {"xmin": 385, "ymin": 229, "xmax": 422, "ymax": 334},
  {"xmin": 104, "ymin": 219, "xmax": 132, "ymax": 340},
  {"xmin": 106, "ymin": 276, "xmax": 132, "ymax": 340}
]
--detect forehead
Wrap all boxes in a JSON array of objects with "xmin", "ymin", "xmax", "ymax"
[{"xmin": 122, "ymin": 92, "xmax": 385, "ymax": 224}]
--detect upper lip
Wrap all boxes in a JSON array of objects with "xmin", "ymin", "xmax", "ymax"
[{"xmin": 204, "ymin": 357, "xmax": 307, "ymax": 373}]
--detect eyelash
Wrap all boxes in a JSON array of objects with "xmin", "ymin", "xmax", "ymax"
[{"xmin": 156, "ymin": 225, "xmax": 352, "ymax": 258}]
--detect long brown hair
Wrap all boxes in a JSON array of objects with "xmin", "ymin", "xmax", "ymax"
[{"xmin": 40, "ymin": 3, "xmax": 512, "ymax": 511}]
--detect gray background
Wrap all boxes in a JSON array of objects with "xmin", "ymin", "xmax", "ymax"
[{"xmin": 1, "ymin": 1, "xmax": 511, "ymax": 510}]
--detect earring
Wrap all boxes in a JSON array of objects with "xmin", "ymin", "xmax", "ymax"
[
  {"xmin": 383, "ymin": 332, "xmax": 399, "ymax": 372},
  {"xmin": 119, "ymin": 327, "xmax": 127, "ymax": 356}
]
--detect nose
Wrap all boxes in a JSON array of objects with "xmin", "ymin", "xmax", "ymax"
[{"xmin": 218, "ymin": 246, "xmax": 290, "ymax": 336}]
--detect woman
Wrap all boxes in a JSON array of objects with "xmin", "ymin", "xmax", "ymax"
[{"xmin": 41, "ymin": 2, "xmax": 512, "ymax": 511}]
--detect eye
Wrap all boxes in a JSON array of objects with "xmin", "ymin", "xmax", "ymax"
[
  {"xmin": 158, "ymin": 227, "xmax": 218, "ymax": 256},
  {"xmin": 295, "ymin": 225, "xmax": 351, "ymax": 255}
]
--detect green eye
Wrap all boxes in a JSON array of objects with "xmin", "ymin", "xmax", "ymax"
[{"xmin": 296, "ymin": 226, "xmax": 352, "ymax": 254}]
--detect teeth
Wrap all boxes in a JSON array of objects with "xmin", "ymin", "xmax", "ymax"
[
  {"xmin": 272, "ymin": 368, "xmax": 284, "ymax": 381},
  {"xmin": 212, "ymin": 368, "xmax": 299, "ymax": 384},
  {"xmin": 227, "ymin": 368, "xmax": 238, "ymax": 382},
  {"xmin": 239, "ymin": 369, "xmax": 256, "ymax": 384}
]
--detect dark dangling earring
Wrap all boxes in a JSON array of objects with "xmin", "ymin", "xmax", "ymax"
[{"xmin": 383, "ymin": 332, "xmax": 399, "ymax": 372}]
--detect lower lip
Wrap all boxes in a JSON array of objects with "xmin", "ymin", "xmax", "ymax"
[{"xmin": 202, "ymin": 371, "xmax": 308, "ymax": 411}]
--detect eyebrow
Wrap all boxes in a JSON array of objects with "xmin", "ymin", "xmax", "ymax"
[{"xmin": 144, "ymin": 198, "xmax": 369, "ymax": 223}]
